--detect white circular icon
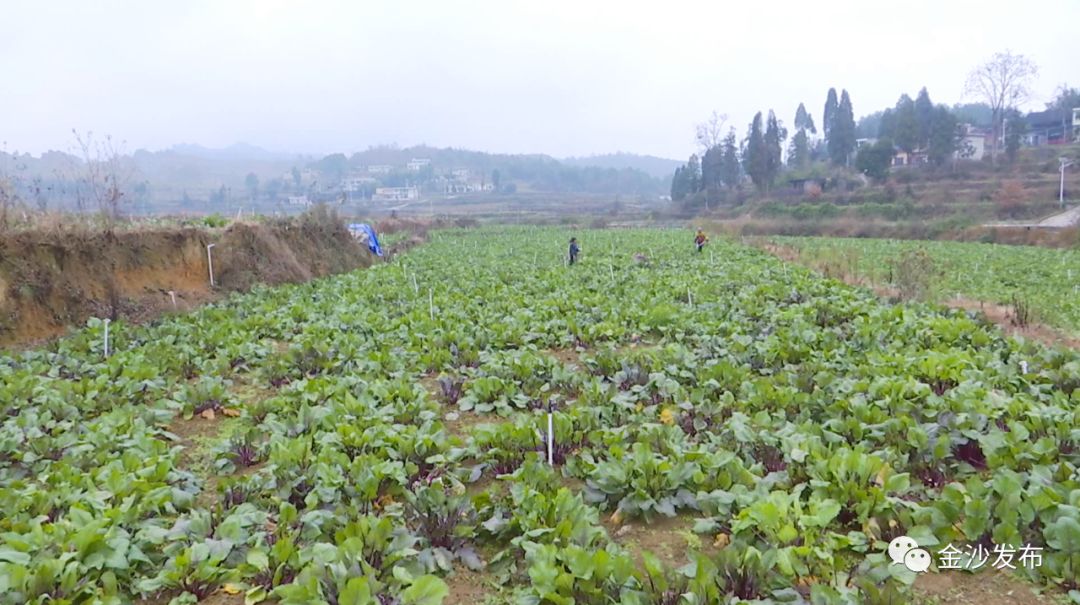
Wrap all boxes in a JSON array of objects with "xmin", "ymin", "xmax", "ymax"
[
  {"xmin": 887, "ymin": 535, "xmax": 919, "ymax": 565},
  {"xmin": 904, "ymin": 548, "xmax": 932, "ymax": 573}
]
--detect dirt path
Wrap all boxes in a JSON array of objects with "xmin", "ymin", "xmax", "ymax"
[{"xmin": 913, "ymin": 569, "xmax": 1061, "ymax": 605}]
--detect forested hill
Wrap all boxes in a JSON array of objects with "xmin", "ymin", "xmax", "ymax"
[
  {"xmin": 167, "ymin": 143, "xmax": 303, "ymax": 162},
  {"xmin": 1, "ymin": 143, "xmax": 670, "ymax": 215},
  {"xmin": 336, "ymin": 145, "xmax": 669, "ymax": 195},
  {"xmin": 561, "ymin": 152, "xmax": 682, "ymax": 179}
]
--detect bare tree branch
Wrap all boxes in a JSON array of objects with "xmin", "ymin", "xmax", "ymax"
[
  {"xmin": 69, "ymin": 129, "xmax": 136, "ymax": 223},
  {"xmin": 695, "ymin": 111, "xmax": 729, "ymax": 152},
  {"xmin": 964, "ymin": 51, "xmax": 1038, "ymax": 163},
  {"xmin": 0, "ymin": 143, "xmax": 27, "ymax": 231}
]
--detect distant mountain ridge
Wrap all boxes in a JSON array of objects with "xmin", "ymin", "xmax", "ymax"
[
  {"xmin": 5, "ymin": 143, "xmax": 672, "ymax": 212},
  {"xmin": 159, "ymin": 144, "xmax": 679, "ymax": 180},
  {"xmin": 167, "ymin": 142, "xmax": 303, "ymax": 162},
  {"xmin": 562, "ymin": 152, "xmax": 682, "ymax": 179}
]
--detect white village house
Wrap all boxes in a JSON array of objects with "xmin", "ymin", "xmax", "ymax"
[
  {"xmin": 955, "ymin": 124, "xmax": 989, "ymax": 161},
  {"xmin": 407, "ymin": 158, "xmax": 432, "ymax": 171},
  {"xmin": 282, "ymin": 169, "xmax": 320, "ymax": 184},
  {"xmin": 1022, "ymin": 108, "xmax": 1079, "ymax": 146},
  {"xmin": 857, "ymin": 123, "xmax": 991, "ymax": 167},
  {"xmin": 373, "ymin": 186, "xmax": 419, "ymax": 202},
  {"xmin": 342, "ymin": 176, "xmax": 377, "ymax": 192}
]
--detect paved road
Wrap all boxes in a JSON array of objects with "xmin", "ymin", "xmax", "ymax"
[
  {"xmin": 984, "ymin": 205, "xmax": 1080, "ymax": 228},
  {"xmin": 1036, "ymin": 205, "xmax": 1080, "ymax": 227},
  {"xmin": 386, "ymin": 200, "xmax": 416, "ymax": 211}
]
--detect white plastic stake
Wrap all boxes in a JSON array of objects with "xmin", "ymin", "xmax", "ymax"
[
  {"xmin": 103, "ymin": 318, "xmax": 111, "ymax": 358},
  {"xmin": 412, "ymin": 273, "xmax": 418, "ymax": 294},
  {"xmin": 688, "ymin": 288, "xmax": 693, "ymax": 309},
  {"xmin": 206, "ymin": 244, "xmax": 217, "ymax": 287},
  {"xmin": 1020, "ymin": 360, "xmax": 1028, "ymax": 374},
  {"xmin": 609, "ymin": 262, "xmax": 615, "ymax": 281},
  {"xmin": 547, "ymin": 412, "xmax": 554, "ymax": 466},
  {"xmin": 168, "ymin": 290, "xmax": 177, "ymax": 308},
  {"xmin": 428, "ymin": 288, "xmax": 434, "ymax": 321}
]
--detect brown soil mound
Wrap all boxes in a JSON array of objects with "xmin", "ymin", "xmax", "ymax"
[{"xmin": 0, "ymin": 213, "xmax": 375, "ymax": 348}]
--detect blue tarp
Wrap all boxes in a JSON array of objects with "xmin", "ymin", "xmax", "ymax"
[{"xmin": 349, "ymin": 223, "xmax": 383, "ymax": 257}]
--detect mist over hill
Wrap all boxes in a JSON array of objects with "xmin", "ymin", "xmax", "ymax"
[
  {"xmin": 339, "ymin": 145, "xmax": 668, "ymax": 196},
  {"xmin": 167, "ymin": 143, "xmax": 308, "ymax": 163},
  {"xmin": 1, "ymin": 142, "xmax": 670, "ymax": 215},
  {"xmin": 562, "ymin": 152, "xmax": 683, "ymax": 179}
]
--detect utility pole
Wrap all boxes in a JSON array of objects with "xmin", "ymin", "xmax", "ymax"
[
  {"xmin": 1000, "ymin": 116, "xmax": 1006, "ymax": 164},
  {"xmin": 1061, "ymin": 157, "xmax": 1074, "ymax": 209}
]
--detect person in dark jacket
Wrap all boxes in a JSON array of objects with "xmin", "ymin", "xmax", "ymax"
[{"xmin": 568, "ymin": 237, "xmax": 580, "ymax": 265}]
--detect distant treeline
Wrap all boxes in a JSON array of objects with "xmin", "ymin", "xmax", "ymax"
[
  {"xmin": 315, "ymin": 145, "xmax": 668, "ymax": 195},
  {"xmin": 0, "ymin": 143, "xmax": 671, "ymax": 217},
  {"xmin": 670, "ymin": 80, "xmax": 1080, "ymax": 206}
]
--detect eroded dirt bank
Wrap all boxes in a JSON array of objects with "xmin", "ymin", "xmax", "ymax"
[{"xmin": 0, "ymin": 214, "xmax": 376, "ymax": 348}]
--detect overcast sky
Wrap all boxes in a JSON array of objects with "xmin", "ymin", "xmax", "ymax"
[{"xmin": 2, "ymin": 0, "xmax": 1077, "ymax": 161}]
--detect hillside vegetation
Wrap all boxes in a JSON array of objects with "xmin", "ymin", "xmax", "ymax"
[{"xmin": 689, "ymin": 145, "xmax": 1080, "ymax": 242}]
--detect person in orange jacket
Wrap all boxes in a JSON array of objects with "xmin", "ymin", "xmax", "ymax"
[{"xmin": 694, "ymin": 228, "xmax": 709, "ymax": 253}]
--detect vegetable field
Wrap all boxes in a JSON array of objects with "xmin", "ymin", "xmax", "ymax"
[
  {"xmin": 766, "ymin": 237, "xmax": 1080, "ymax": 335},
  {"xmin": 2, "ymin": 227, "xmax": 1079, "ymax": 604}
]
